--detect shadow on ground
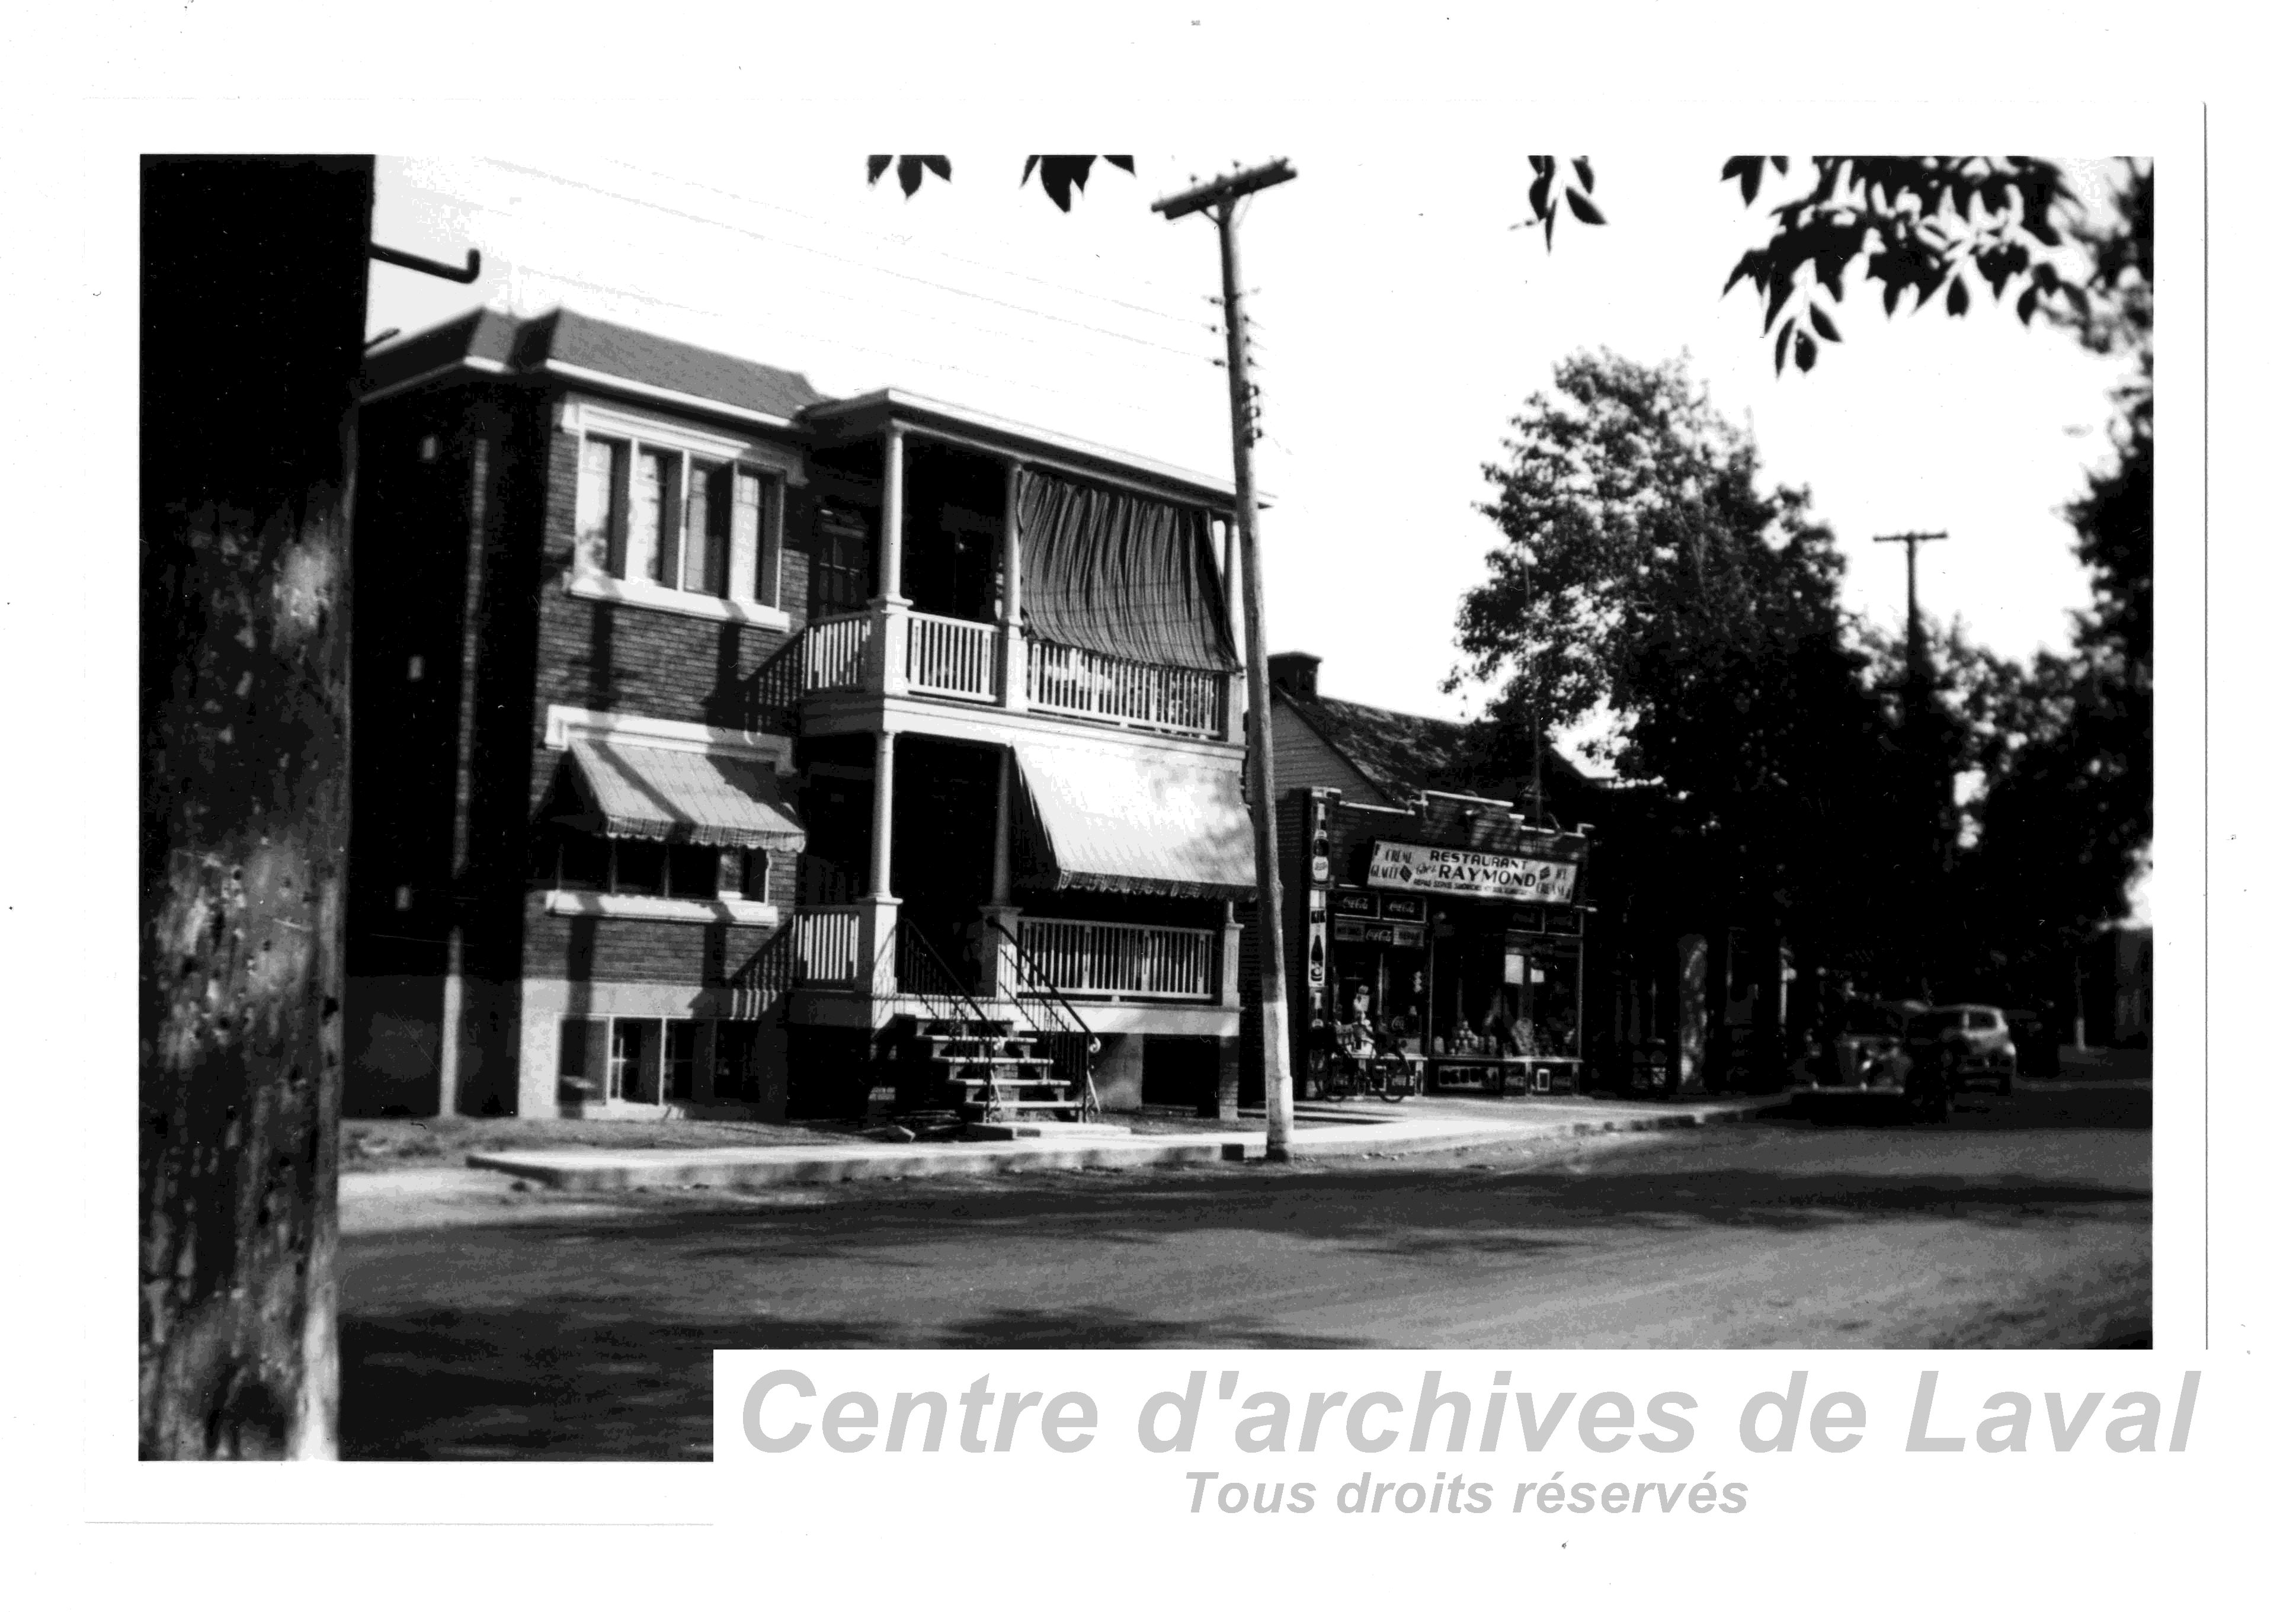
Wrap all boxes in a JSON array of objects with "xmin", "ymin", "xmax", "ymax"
[{"xmin": 341, "ymin": 1082, "xmax": 2148, "ymax": 1460}]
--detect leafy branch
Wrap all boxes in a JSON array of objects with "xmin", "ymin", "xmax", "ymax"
[
  {"xmin": 866, "ymin": 155, "xmax": 1135, "ymax": 210},
  {"xmin": 1718, "ymin": 156, "xmax": 2088, "ymax": 373},
  {"xmin": 1520, "ymin": 156, "xmax": 1605, "ymax": 248}
]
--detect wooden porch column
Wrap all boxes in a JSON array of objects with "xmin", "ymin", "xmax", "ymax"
[
  {"xmin": 979, "ymin": 751, "xmax": 1021, "ymax": 999},
  {"xmin": 990, "ymin": 749, "xmax": 1013, "ymax": 905},
  {"xmin": 867, "ymin": 728, "xmax": 897, "ymax": 899},
  {"xmin": 859, "ymin": 728, "xmax": 902, "ymax": 1002},
  {"xmin": 1000, "ymin": 457, "xmax": 1030, "ymax": 712},
  {"xmin": 875, "ymin": 424, "xmax": 908, "ymax": 605},
  {"xmin": 872, "ymin": 425, "xmax": 910, "ymax": 697}
]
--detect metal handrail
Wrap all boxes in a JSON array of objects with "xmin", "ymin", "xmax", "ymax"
[
  {"xmin": 894, "ymin": 919, "xmax": 1011, "ymax": 1120},
  {"xmin": 988, "ymin": 916, "xmax": 1104, "ymax": 1122}
]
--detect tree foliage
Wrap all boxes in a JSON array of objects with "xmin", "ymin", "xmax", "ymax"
[
  {"xmin": 867, "ymin": 153, "xmax": 1134, "ymax": 210},
  {"xmin": 1520, "ymin": 156, "xmax": 1605, "ymax": 248},
  {"xmin": 1452, "ymin": 352, "xmax": 1928, "ymax": 981},
  {"xmin": 1955, "ymin": 160, "xmax": 2153, "ymax": 992},
  {"xmin": 1719, "ymin": 156, "xmax": 2087, "ymax": 373}
]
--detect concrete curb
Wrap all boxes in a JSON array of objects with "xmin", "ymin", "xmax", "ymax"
[{"xmin": 465, "ymin": 1098, "xmax": 1782, "ymax": 1191}]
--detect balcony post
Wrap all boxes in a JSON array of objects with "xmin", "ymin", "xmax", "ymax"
[
  {"xmin": 1219, "ymin": 900, "xmax": 1244, "ymax": 1007},
  {"xmin": 858, "ymin": 727, "xmax": 901, "ymax": 1001},
  {"xmin": 867, "ymin": 729, "xmax": 897, "ymax": 899},
  {"xmin": 1000, "ymin": 457, "xmax": 1030, "ymax": 712},
  {"xmin": 976, "ymin": 750, "xmax": 1021, "ymax": 999},
  {"xmin": 873, "ymin": 424, "xmax": 911, "ymax": 697}
]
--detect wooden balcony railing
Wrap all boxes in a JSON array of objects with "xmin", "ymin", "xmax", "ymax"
[
  {"xmin": 1016, "ymin": 915, "xmax": 1216, "ymax": 1001},
  {"xmin": 1026, "ymin": 639, "xmax": 1224, "ymax": 738},
  {"xmin": 790, "ymin": 905, "xmax": 863, "ymax": 986},
  {"xmin": 802, "ymin": 611, "xmax": 872, "ymax": 693},
  {"xmin": 790, "ymin": 609, "xmax": 1228, "ymax": 741},
  {"xmin": 905, "ymin": 611, "xmax": 1001, "ymax": 703}
]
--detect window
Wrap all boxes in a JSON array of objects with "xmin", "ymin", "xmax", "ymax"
[
  {"xmin": 609, "ymin": 1018, "xmax": 659, "ymax": 1103},
  {"xmin": 665, "ymin": 1021, "xmax": 700, "ymax": 1101},
  {"xmin": 812, "ymin": 501, "xmax": 874, "ymax": 615},
  {"xmin": 541, "ymin": 829, "xmax": 768, "ymax": 905},
  {"xmin": 560, "ymin": 1015, "xmax": 763, "ymax": 1106},
  {"xmin": 575, "ymin": 431, "xmax": 784, "ymax": 610}
]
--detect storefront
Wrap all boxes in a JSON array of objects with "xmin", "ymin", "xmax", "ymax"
[{"xmin": 1293, "ymin": 788, "xmax": 1593, "ymax": 1095}]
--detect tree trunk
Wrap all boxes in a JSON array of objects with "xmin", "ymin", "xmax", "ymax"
[{"xmin": 140, "ymin": 157, "xmax": 374, "ymax": 1459}]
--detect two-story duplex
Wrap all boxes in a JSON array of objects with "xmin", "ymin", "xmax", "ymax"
[{"xmin": 347, "ymin": 307, "xmax": 1256, "ymax": 1124}]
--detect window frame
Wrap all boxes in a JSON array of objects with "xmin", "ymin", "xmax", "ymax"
[
  {"xmin": 562, "ymin": 398, "xmax": 802, "ymax": 629},
  {"xmin": 560, "ymin": 1014, "xmax": 764, "ymax": 1107},
  {"xmin": 538, "ymin": 829, "xmax": 779, "ymax": 927}
]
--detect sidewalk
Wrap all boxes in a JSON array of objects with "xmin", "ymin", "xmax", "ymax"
[{"xmin": 447, "ymin": 1094, "xmax": 1782, "ymax": 1193}]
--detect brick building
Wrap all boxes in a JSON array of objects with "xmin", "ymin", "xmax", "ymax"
[{"xmin": 347, "ymin": 307, "xmax": 1255, "ymax": 1121}]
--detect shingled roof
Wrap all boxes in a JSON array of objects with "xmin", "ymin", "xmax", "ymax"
[
  {"xmin": 363, "ymin": 307, "xmax": 831, "ymax": 422},
  {"xmin": 1277, "ymin": 686, "xmax": 1590, "ymax": 815}
]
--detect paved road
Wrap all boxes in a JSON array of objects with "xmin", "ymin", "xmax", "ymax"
[{"xmin": 338, "ymin": 1081, "xmax": 2149, "ymax": 1459}]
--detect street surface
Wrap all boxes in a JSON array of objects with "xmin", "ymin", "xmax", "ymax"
[{"xmin": 338, "ymin": 1081, "xmax": 2149, "ymax": 1459}]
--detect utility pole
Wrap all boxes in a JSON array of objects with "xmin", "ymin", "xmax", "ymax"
[
  {"xmin": 1874, "ymin": 530, "xmax": 1949, "ymax": 995},
  {"xmin": 1154, "ymin": 159, "xmax": 1298, "ymax": 1161},
  {"xmin": 1874, "ymin": 531, "xmax": 1947, "ymax": 698}
]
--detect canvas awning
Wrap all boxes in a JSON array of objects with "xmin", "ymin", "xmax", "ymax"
[
  {"xmin": 1013, "ymin": 743, "xmax": 1254, "ymax": 899},
  {"xmin": 1016, "ymin": 469, "xmax": 1238, "ymax": 672},
  {"xmin": 559, "ymin": 741, "xmax": 806, "ymax": 850}
]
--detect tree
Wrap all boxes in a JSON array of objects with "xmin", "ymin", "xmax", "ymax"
[
  {"xmin": 1452, "ymin": 352, "xmax": 1927, "ymax": 1022},
  {"xmin": 141, "ymin": 158, "xmax": 374, "ymax": 1457},
  {"xmin": 1956, "ymin": 161, "xmax": 2153, "ymax": 1007}
]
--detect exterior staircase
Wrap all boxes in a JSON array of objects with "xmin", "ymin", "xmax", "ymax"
[{"xmin": 911, "ymin": 1018, "xmax": 1084, "ymax": 1124}]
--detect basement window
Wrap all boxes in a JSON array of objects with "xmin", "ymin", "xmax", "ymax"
[{"xmin": 558, "ymin": 1015, "xmax": 765, "ymax": 1107}]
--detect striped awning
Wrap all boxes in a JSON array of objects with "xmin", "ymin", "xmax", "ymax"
[
  {"xmin": 560, "ymin": 741, "xmax": 806, "ymax": 850},
  {"xmin": 1013, "ymin": 743, "xmax": 1254, "ymax": 899}
]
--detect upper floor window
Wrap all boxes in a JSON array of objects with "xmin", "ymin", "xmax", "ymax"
[
  {"xmin": 559, "ymin": 396, "xmax": 806, "ymax": 627},
  {"xmin": 577, "ymin": 434, "xmax": 784, "ymax": 609}
]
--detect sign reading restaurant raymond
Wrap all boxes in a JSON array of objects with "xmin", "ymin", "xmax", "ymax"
[{"xmin": 1366, "ymin": 840, "xmax": 1579, "ymax": 905}]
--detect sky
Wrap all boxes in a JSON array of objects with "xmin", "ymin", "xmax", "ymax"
[{"xmin": 367, "ymin": 150, "xmax": 2135, "ymax": 742}]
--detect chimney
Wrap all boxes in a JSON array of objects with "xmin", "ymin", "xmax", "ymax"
[{"xmin": 1269, "ymin": 650, "xmax": 1321, "ymax": 702}]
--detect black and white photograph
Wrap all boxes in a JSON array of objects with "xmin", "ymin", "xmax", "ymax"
[{"xmin": 13, "ymin": 2, "xmax": 2285, "ymax": 1605}]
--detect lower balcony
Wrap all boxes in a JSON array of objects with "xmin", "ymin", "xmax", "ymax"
[
  {"xmin": 783, "ymin": 902, "xmax": 1239, "ymax": 1040},
  {"xmin": 790, "ymin": 908, "xmax": 1216, "ymax": 1000}
]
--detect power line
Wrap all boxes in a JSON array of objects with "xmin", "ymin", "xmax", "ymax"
[
  {"xmin": 444, "ymin": 190, "xmax": 1215, "ymax": 393},
  {"xmin": 475, "ymin": 252, "xmax": 1205, "ymax": 426},
  {"xmin": 475, "ymin": 158, "xmax": 1224, "ymax": 367},
  {"xmin": 599, "ymin": 155, "xmax": 1219, "ymax": 334}
]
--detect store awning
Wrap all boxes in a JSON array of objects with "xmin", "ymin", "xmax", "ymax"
[
  {"xmin": 560, "ymin": 741, "xmax": 806, "ymax": 850},
  {"xmin": 1013, "ymin": 743, "xmax": 1254, "ymax": 899}
]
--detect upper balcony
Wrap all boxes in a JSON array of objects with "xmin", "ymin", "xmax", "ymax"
[
  {"xmin": 766, "ymin": 390, "xmax": 1247, "ymax": 748},
  {"xmin": 784, "ymin": 604, "xmax": 1235, "ymax": 742}
]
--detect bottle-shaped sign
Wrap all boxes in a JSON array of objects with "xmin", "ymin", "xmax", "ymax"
[
  {"xmin": 1309, "ymin": 821, "xmax": 1331, "ymax": 885},
  {"xmin": 1306, "ymin": 926, "xmax": 1327, "ymax": 991}
]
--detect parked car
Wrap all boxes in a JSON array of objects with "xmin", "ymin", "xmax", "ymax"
[
  {"xmin": 1904, "ymin": 1004, "xmax": 2019, "ymax": 1116},
  {"xmin": 1788, "ymin": 998, "xmax": 1925, "ymax": 1116}
]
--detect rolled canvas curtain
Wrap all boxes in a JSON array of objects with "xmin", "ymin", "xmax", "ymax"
[{"xmin": 1017, "ymin": 470, "xmax": 1238, "ymax": 671}]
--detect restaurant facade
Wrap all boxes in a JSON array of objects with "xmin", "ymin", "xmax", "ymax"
[{"xmin": 1257, "ymin": 652, "xmax": 1602, "ymax": 1099}]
